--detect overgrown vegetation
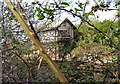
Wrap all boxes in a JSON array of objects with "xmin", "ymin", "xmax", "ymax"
[{"xmin": 1, "ymin": 0, "xmax": 120, "ymax": 83}]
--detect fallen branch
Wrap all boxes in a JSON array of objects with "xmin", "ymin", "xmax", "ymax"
[
  {"xmin": 38, "ymin": 57, "xmax": 43, "ymax": 69},
  {"xmin": 96, "ymin": 57, "xmax": 120, "ymax": 82}
]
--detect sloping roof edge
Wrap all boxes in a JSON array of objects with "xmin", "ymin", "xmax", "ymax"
[
  {"xmin": 56, "ymin": 18, "xmax": 77, "ymax": 29},
  {"xmin": 42, "ymin": 18, "xmax": 77, "ymax": 32},
  {"xmin": 41, "ymin": 27, "xmax": 57, "ymax": 32}
]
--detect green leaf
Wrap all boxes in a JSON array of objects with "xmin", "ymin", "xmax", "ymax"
[
  {"xmin": 93, "ymin": 36, "xmax": 99, "ymax": 43},
  {"xmin": 59, "ymin": 6, "xmax": 65, "ymax": 8},
  {"xmin": 36, "ymin": 7, "xmax": 42, "ymax": 12},
  {"xmin": 69, "ymin": 9, "xmax": 73, "ymax": 12},
  {"xmin": 83, "ymin": 13, "xmax": 89, "ymax": 19},
  {"xmin": 32, "ymin": 2, "xmax": 36, "ymax": 4},
  {"xmin": 50, "ymin": 3, "xmax": 55, "ymax": 5},
  {"xmin": 61, "ymin": 2, "xmax": 69, "ymax": 6},
  {"xmin": 74, "ymin": 8, "xmax": 82, "ymax": 12},
  {"xmin": 89, "ymin": 12, "xmax": 94, "ymax": 15},
  {"xmin": 37, "ymin": 13, "xmax": 45, "ymax": 20},
  {"xmin": 43, "ymin": 8, "xmax": 48, "ymax": 11},
  {"xmin": 100, "ymin": 34, "xmax": 105, "ymax": 39},
  {"xmin": 114, "ymin": 32, "xmax": 119, "ymax": 37},
  {"xmin": 74, "ymin": 8, "xmax": 78, "ymax": 12},
  {"xmin": 47, "ymin": 10, "xmax": 54, "ymax": 15}
]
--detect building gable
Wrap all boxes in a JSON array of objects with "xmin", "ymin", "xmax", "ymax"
[
  {"xmin": 40, "ymin": 18, "xmax": 76, "ymax": 43},
  {"xmin": 56, "ymin": 18, "xmax": 76, "ymax": 30}
]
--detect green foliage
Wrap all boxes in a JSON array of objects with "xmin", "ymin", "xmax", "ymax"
[
  {"xmin": 32, "ymin": 2, "xmax": 36, "ymax": 5},
  {"xmin": 89, "ymin": 12, "xmax": 94, "ymax": 15},
  {"xmin": 3, "ymin": 0, "xmax": 120, "ymax": 83},
  {"xmin": 37, "ymin": 13, "xmax": 45, "ymax": 20},
  {"xmin": 61, "ymin": 2, "xmax": 69, "ymax": 6},
  {"xmin": 71, "ymin": 19, "xmax": 119, "ymax": 82},
  {"xmin": 32, "ymin": 0, "xmax": 85, "ymax": 22}
]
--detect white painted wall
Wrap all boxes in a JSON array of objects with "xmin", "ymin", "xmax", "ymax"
[{"xmin": 41, "ymin": 30, "xmax": 58, "ymax": 43}]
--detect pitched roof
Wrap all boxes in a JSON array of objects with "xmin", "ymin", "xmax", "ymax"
[
  {"xmin": 41, "ymin": 27, "xmax": 57, "ymax": 32},
  {"xmin": 56, "ymin": 18, "xmax": 76, "ymax": 29},
  {"xmin": 42, "ymin": 18, "xmax": 76, "ymax": 32}
]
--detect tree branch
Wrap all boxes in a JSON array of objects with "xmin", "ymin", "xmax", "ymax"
[
  {"xmin": 93, "ymin": 0, "xmax": 120, "ymax": 11},
  {"xmin": 47, "ymin": 6, "xmax": 120, "ymax": 50},
  {"xmin": 96, "ymin": 57, "xmax": 120, "ymax": 82},
  {"xmin": 16, "ymin": 0, "xmax": 40, "ymax": 42},
  {"xmin": 5, "ymin": 0, "xmax": 69, "ymax": 83},
  {"xmin": 84, "ymin": 19, "xmax": 120, "ymax": 50},
  {"xmin": 78, "ymin": 0, "xmax": 88, "ymax": 29}
]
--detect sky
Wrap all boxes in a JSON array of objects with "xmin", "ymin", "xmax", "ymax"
[
  {"xmin": 51, "ymin": 0, "xmax": 117, "ymax": 25},
  {"xmin": 64, "ymin": 0, "xmax": 117, "ymax": 23},
  {"xmin": 1, "ymin": 0, "xmax": 118, "ymax": 24}
]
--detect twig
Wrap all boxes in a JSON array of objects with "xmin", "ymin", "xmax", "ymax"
[
  {"xmin": 38, "ymin": 0, "xmax": 119, "ymax": 50},
  {"xmin": 84, "ymin": 22, "xmax": 94, "ymax": 29},
  {"xmin": 16, "ymin": 0, "xmax": 40, "ymax": 42},
  {"xmin": 84, "ymin": 20, "xmax": 120, "ymax": 50},
  {"xmin": 5, "ymin": 0, "xmax": 69, "ymax": 83},
  {"xmin": 93, "ymin": 0, "xmax": 120, "ymax": 11},
  {"xmin": 29, "ymin": 70, "xmax": 34, "ymax": 83},
  {"xmin": 14, "ymin": 51, "xmax": 30, "ymax": 69},
  {"xmin": 5, "ymin": 39, "xmax": 35, "ymax": 83},
  {"xmin": 14, "ymin": 51, "xmax": 35, "ymax": 83},
  {"xmin": 27, "ymin": 71, "xmax": 29, "ymax": 84},
  {"xmin": 103, "ymin": 69, "xmax": 109, "ymax": 84},
  {"xmin": 54, "ymin": 7, "xmax": 120, "ymax": 50},
  {"xmin": 96, "ymin": 57, "xmax": 120, "ymax": 82},
  {"xmin": 38, "ymin": 57, "xmax": 43, "ymax": 69},
  {"xmin": 78, "ymin": 0, "xmax": 88, "ymax": 29},
  {"xmin": 107, "ymin": 17, "xmax": 117, "ymax": 35}
]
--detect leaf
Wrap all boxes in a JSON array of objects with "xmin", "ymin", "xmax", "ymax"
[
  {"xmin": 78, "ymin": 3, "xmax": 83, "ymax": 9},
  {"xmin": 74, "ymin": 8, "xmax": 78, "ymax": 12},
  {"xmin": 100, "ymin": 34, "xmax": 105, "ymax": 39},
  {"xmin": 50, "ymin": 3, "xmax": 55, "ymax": 5},
  {"xmin": 43, "ymin": 8, "xmax": 48, "ymax": 11},
  {"xmin": 114, "ymin": 32, "xmax": 119, "ymax": 37},
  {"xmin": 89, "ymin": 12, "xmax": 94, "ymax": 15},
  {"xmin": 50, "ymin": 10, "xmax": 54, "ymax": 14},
  {"xmin": 37, "ymin": 13, "xmax": 45, "ymax": 20},
  {"xmin": 74, "ymin": 8, "xmax": 82, "ymax": 12},
  {"xmin": 83, "ymin": 13, "xmax": 89, "ymax": 19},
  {"xmin": 61, "ymin": 2, "xmax": 69, "ymax": 6},
  {"xmin": 93, "ymin": 36, "xmax": 99, "ymax": 43},
  {"xmin": 59, "ymin": 6, "xmax": 65, "ymax": 8},
  {"xmin": 69, "ymin": 9, "xmax": 73, "ymax": 12},
  {"xmin": 36, "ymin": 7, "xmax": 42, "ymax": 12},
  {"xmin": 32, "ymin": 2, "xmax": 36, "ymax": 4}
]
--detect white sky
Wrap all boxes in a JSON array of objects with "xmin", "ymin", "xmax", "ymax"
[
  {"xmin": 57, "ymin": 0, "xmax": 117, "ymax": 24},
  {"xmin": 1, "ymin": 0, "xmax": 117, "ymax": 23}
]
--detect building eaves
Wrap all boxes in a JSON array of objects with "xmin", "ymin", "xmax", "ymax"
[
  {"xmin": 41, "ymin": 18, "xmax": 77, "ymax": 32},
  {"xmin": 41, "ymin": 27, "xmax": 58, "ymax": 32}
]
